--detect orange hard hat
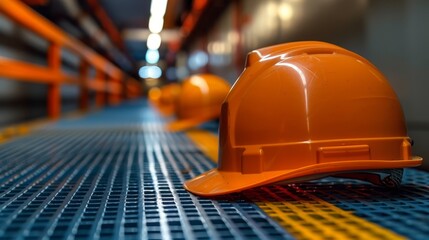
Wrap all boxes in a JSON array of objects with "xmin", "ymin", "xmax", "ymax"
[
  {"xmin": 184, "ymin": 41, "xmax": 422, "ymax": 196},
  {"xmin": 148, "ymin": 87, "xmax": 162, "ymax": 103},
  {"xmin": 150, "ymin": 83, "xmax": 181, "ymax": 116},
  {"xmin": 168, "ymin": 74, "xmax": 231, "ymax": 131}
]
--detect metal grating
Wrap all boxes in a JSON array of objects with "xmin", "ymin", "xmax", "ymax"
[
  {"xmin": 0, "ymin": 100, "xmax": 428, "ymax": 239},
  {"xmin": 240, "ymin": 161, "xmax": 429, "ymax": 239},
  {"xmin": 0, "ymin": 101, "xmax": 292, "ymax": 240}
]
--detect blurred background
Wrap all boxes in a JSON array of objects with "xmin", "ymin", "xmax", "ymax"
[{"xmin": 0, "ymin": 0, "xmax": 428, "ymax": 168}]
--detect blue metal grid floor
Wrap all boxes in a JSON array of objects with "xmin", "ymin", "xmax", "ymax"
[{"xmin": 0, "ymin": 100, "xmax": 428, "ymax": 239}]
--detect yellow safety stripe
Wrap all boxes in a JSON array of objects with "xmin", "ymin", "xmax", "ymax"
[
  {"xmin": 186, "ymin": 130, "xmax": 219, "ymax": 162},
  {"xmin": 0, "ymin": 110, "xmax": 85, "ymax": 144},
  {"xmin": 185, "ymin": 129, "xmax": 405, "ymax": 240},
  {"xmin": 0, "ymin": 120, "xmax": 44, "ymax": 144}
]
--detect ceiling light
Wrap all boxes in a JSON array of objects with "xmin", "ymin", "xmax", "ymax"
[
  {"xmin": 150, "ymin": 0, "xmax": 168, "ymax": 18},
  {"xmin": 149, "ymin": 16, "xmax": 164, "ymax": 33},
  {"xmin": 147, "ymin": 33, "xmax": 161, "ymax": 50},
  {"xmin": 145, "ymin": 49, "xmax": 160, "ymax": 64},
  {"xmin": 138, "ymin": 65, "xmax": 162, "ymax": 79}
]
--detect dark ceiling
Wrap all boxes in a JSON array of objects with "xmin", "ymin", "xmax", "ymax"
[
  {"xmin": 29, "ymin": 0, "xmax": 231, "ymax": 78},
  {"xmin": 99, "ymin": 0, "xmax": 151, "ymax": 29}
]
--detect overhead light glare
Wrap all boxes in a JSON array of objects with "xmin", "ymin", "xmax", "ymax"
[
  {"xmin": 150, "ymin": 0, "xmax": 168, "ymax": 18},
  {"xmin": 147, "ymin": 33, "xmax": 161, "ymax": 50},
  {"xmin": 149, "ymin": 16, "xmax": 164, "ymax": 33},
  {"xmin": 145, "ymin": 49, "xmax": 160, "ymax": 64},
  {"xmin": 138, "ymin": 65, "xmax": 162, "ymax": 79}
]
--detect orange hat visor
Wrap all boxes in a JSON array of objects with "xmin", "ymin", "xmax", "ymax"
[{"xmin": 185, "ymin": 157, "xmax": 422, "ymax": 197}]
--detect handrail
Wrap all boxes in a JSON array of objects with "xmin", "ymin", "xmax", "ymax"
[
  {"xmin": 0, "ymin": 0, "xmax": 120, "ymax": 78},
  {"xmin": 0, "ymin": 0, "xmax": 142, "ymax": 119}
]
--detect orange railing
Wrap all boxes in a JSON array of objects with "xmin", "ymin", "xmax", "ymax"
[{"xmin": 0, "ymin": 0, "xmax": 142, "ymax": 119}]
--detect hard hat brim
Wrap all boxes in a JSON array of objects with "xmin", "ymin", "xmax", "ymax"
[
  {"xmin": 184, "ymin": 157, "xmax": 422, "ymax": 197},
  {"xmin": 167, "ymin": 118, "xmax": 209, "ymax": 132},
  {"xmin": 167, "ymin": 111, "xmax": 220, "ymax": 131},
  {"xmin": 184, "ymin": 168, "xmax": 291, "ymax": 197}
]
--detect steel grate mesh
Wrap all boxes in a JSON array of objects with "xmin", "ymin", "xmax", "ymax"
[
  {"xmin": 0, "ymin": 101, "xmax": 428, "ymax": 239},
  {"xmin": 241, "ymin": 173, "xmax": 429, "ymax": 240},
  {"xmin": 0, "ymin": 102, "xmax": 292, "ymax": 239}
]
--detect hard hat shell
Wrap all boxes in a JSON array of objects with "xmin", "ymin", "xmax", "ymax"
[
  {"xmin": 151, "ymin": 83, "xmax": 181, "ymax": 116},
  {"xmin": 168, "ymin": 74, "xmax": 231, "ymax": 131},
  {"xmin": 148, "ymin": 87, "xmax": 162, "ymax": 104},
  {"xmin": 184, "ymin": 41, "xmax": 422, "ymax": 196}
]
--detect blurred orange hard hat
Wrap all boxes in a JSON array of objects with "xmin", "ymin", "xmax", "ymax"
[
  {"xmin": 168, "ymin": 74, "xmax": 231, "ymax": 131},
  {"xmin": 150, "ymin": 83, "xmax": 181, "ymax": 116},
  {"xmin": 148, "ymin": 87, "xmax": 162, "ymax": 104},
  {"xmin": 184, "ymin": 41, "xmax": 422, "ymax": 197}
]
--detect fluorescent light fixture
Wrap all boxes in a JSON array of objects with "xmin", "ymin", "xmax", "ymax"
[
  {"xmin": 147, "ymin": 33, "xmax": 161, "ymax": 50},
  {"xmin": 139, "ymin": 65, "xmax": 162, "ymax": 79},
  {"xmin": 150, "ymin": 0, "xmax": 168, "ymax": 18},
  {"xmin": 145, "ymin": 49, "xmax": 160, "ymax": 64},
  {"xmin": 149, "ymin": 16, "xmax": 164, "ymax": 33}
]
